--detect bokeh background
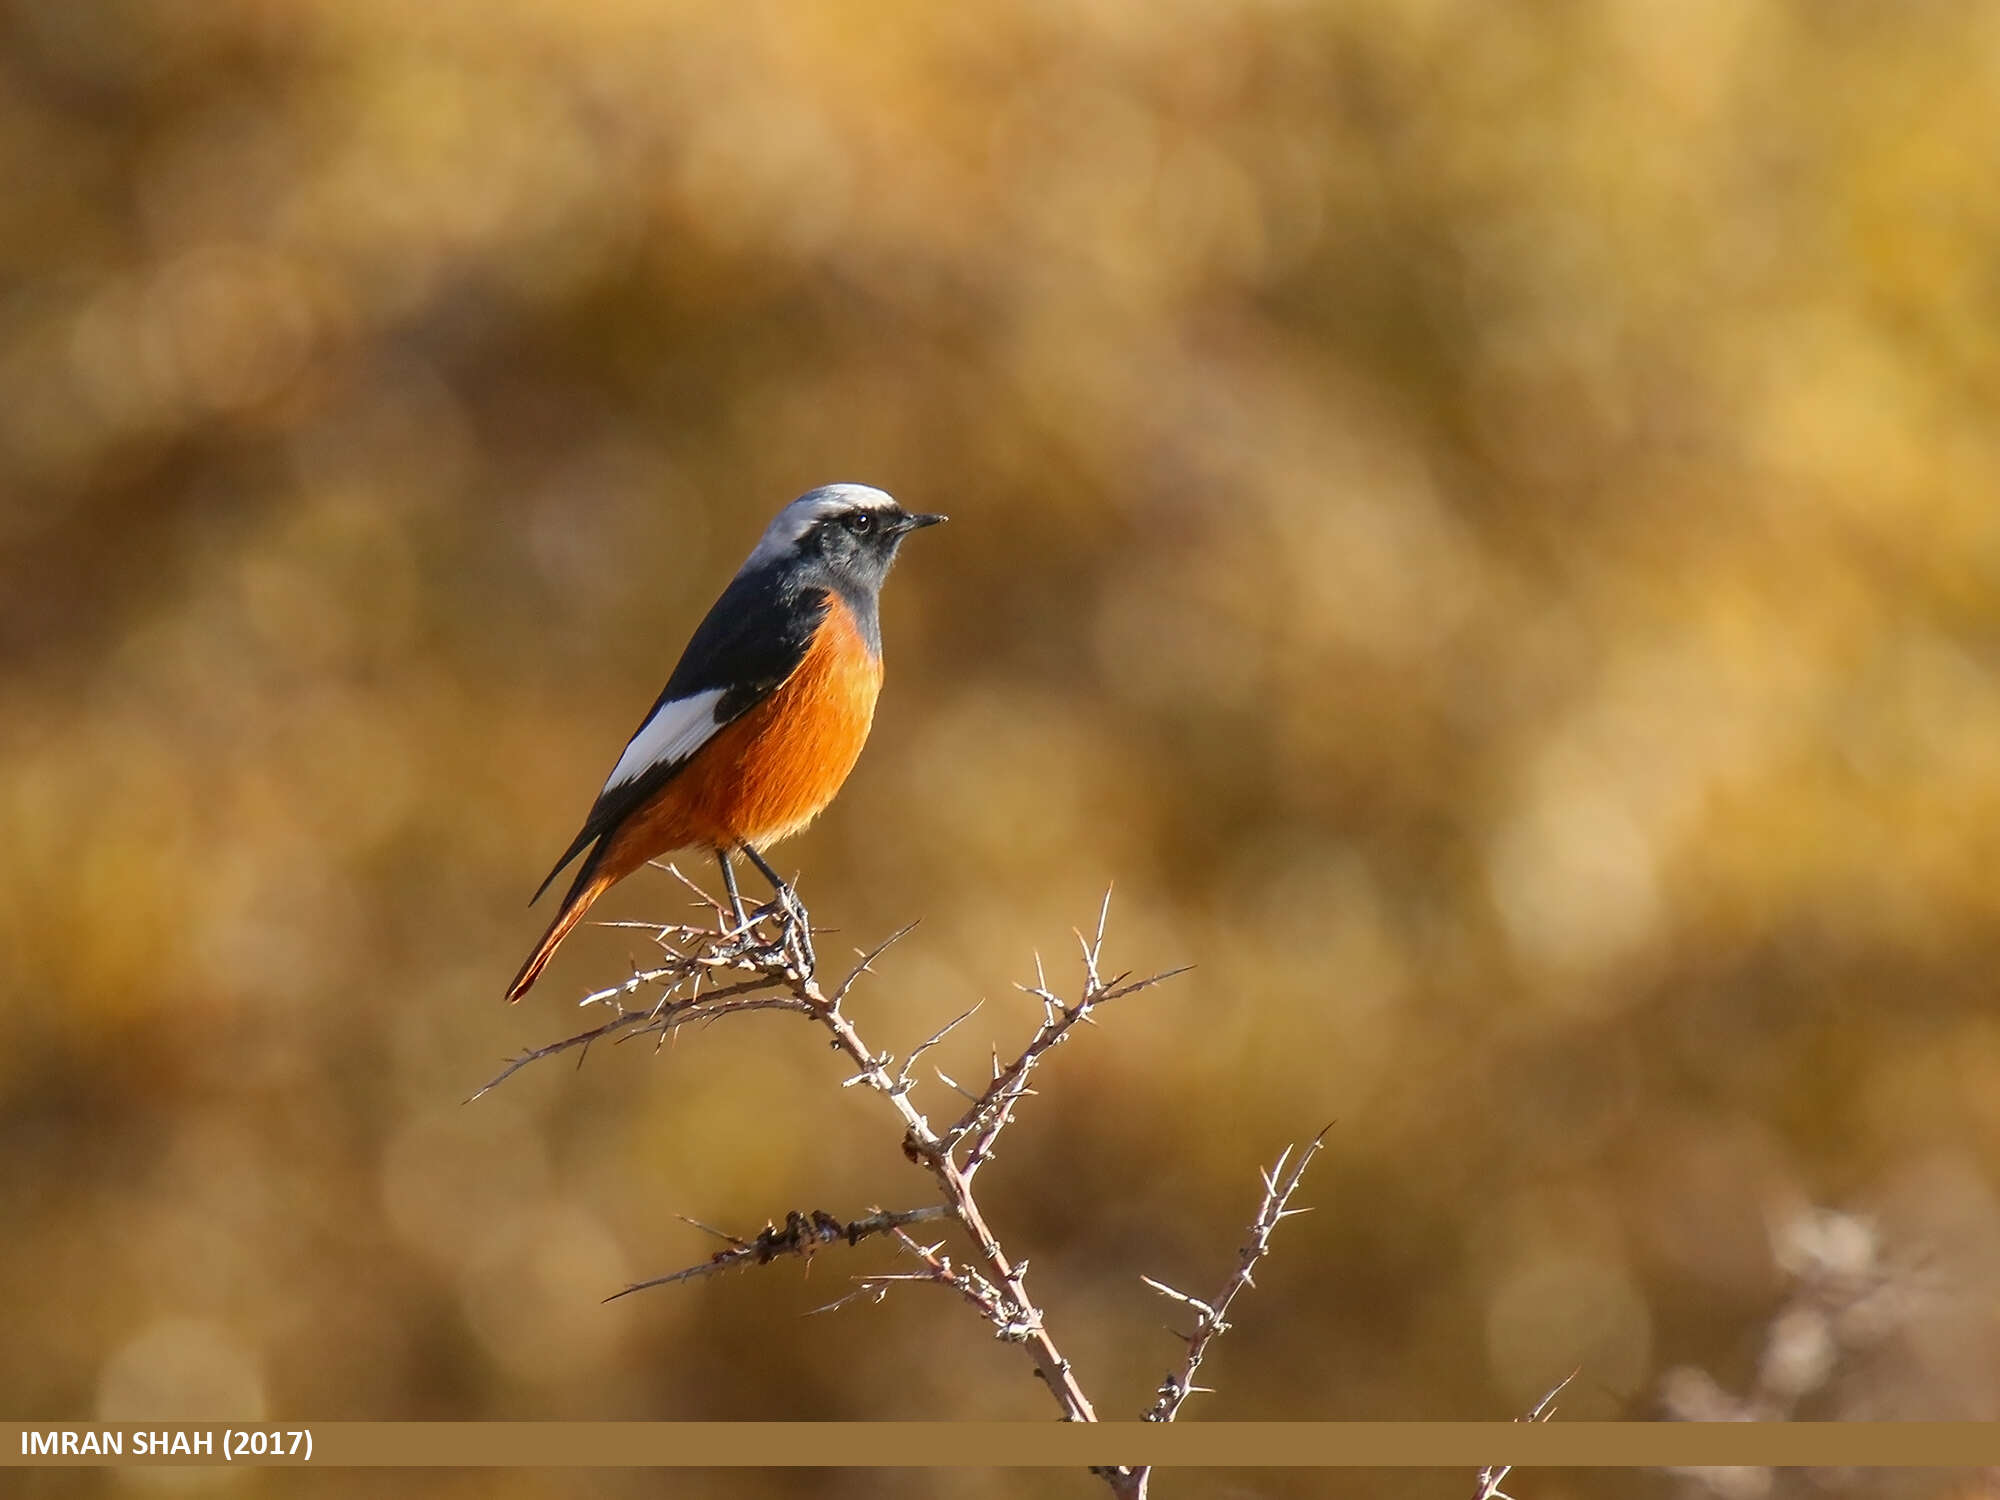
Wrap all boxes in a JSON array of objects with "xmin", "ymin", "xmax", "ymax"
[{"xmin": 5, "ymin": 1, "xmax": 1999, "ymax": 1497}]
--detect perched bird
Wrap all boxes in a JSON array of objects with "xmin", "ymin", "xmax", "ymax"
[{"xmin": 506, "ymin": 484, "xmax": 945, "ymax": 1000}]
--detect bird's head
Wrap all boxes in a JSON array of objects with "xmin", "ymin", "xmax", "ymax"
[{"xmin": 744, "ymin": 483, "xmax": 946, "ymax": 597}]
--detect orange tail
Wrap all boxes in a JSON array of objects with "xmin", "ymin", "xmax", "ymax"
[{"xmin": 505, "ymin": 869, "xmax": 615, "ymax": 1002}]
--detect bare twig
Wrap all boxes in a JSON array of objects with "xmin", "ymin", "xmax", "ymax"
[
  {"xmin": 1140, "ymin": 1127, "xmax": 1330, "ymax": 1425},
  {"xmin": 832, "ymin": 920, "xmax": 922, "ymax": 1006},
  {"xmin": 468, "ymin": 981, "xmax": 811, "ymax": 1102},
  {"xmin": 605, "ymin": 1204, "xmax": 953, "ymax": 1299},
  {"xmin": 1112, "ymin": 1129, "xmax": 1327, "ymax": 1497},
  {"xmin": 808, "ymin": 1226, "xmax": 1022, "ymax": 1326},
  {"xmin": 1473, "ymin": 1369, "xmax": 1575, "ymax": 1500},
  {"xmin": 899, "ymin": 999, "xmax": 984, "ymax": 1093},
  {"xmin": 806, "ymin": 973, "xmax": 1106, "ymax": 1426},
  {"xmin": 948, "ymin": 895, "xmax": 1191, "ymax": 1181}
]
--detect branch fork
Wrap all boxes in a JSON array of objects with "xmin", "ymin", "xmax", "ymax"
[{"xmin": 486, "ymin": 873, "xmax": 1323, "ymax": 1499}]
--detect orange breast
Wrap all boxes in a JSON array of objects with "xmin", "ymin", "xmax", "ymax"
[{"xmin": 596, "ymin": 595, "xmax": 884, "ymax": 876}]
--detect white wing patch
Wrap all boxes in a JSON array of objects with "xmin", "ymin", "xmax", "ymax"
[{"xmin": 601, "ymin": 687, "xmax": 728, "ymax": 792}]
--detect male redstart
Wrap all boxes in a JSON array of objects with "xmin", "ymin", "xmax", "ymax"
[{"xmin": 506, "ymin": 483, "xmax": 945, "ymax": 1000}]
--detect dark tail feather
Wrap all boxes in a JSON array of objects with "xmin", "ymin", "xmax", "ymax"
[
  {"xmin": 529, "ymin": 824, "xmax": 597, "ymax": 906},
  {"xmin": 506, "ymin": 863, "xmax": 615, "ymax": 1002}
]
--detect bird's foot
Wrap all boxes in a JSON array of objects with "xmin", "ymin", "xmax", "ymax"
[
  {"xmin": 711, "ymin": 903, "xmax": 776, "ymax": 961},
  {"xmin": 710, "ymin": 893, "xmax": 814, "ymax": 978},
  {"xmin": 773, "ymin": 886, "xmax": 816, "ymax": 979}
]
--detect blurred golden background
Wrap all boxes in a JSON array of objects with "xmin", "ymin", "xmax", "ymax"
[{"xmin": 4, "ymin": 1, "xmax": 1999, "ymax": 1496}]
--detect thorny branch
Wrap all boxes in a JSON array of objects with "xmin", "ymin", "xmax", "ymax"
[
  {"xmin": 1119, "ymin": 1129, "xmax": 1329, "ymax": 1498},
  {"xmin": 605, "ymin": 1205, "xmax": 955, "ymax": 1299},
  {"xmin": 805, "ymin": 1226, "xmax": 1019, "ymax": 1328},
  {"xmin": 1473, "ymin": 1371, "xmax": 1575, "ymax": 1500},
  {"xmin": 485, "ymin": 869, "xmax": 1318, "ymax": 1499},
  {"xmin": 1141, "ymin": 1129, "xmax": 1331, "ymax": 1426}
]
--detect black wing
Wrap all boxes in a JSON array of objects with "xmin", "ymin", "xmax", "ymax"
[{"xmin": 529, "ymin": 569, "xmax": 830, "ymax": 902}]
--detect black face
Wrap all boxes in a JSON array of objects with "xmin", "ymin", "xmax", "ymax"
[{"xmin": 805, "ymin": 504, "xmax": 946, "ymax": 598}]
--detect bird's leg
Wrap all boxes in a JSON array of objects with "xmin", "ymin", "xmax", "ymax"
[
  {"xmin": 716, "ymin": 849, "xmax": 752, "ymax": 932},
  {"xmin": 712, "ymin": 844, "xmax": 789, "ymax": 963},
  {"xmin": 740, "ymin": 841, "xmax": 814, "ymax": 976}
]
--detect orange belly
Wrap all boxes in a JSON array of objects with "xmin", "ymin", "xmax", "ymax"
[{"xmin": 596, "ymin": 595, "xmax": 883, "ymax": 877}]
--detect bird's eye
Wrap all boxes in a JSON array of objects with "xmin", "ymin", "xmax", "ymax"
[{"xmin": 843, "ymin": 512, "xmax": 875, "ymax": 535}]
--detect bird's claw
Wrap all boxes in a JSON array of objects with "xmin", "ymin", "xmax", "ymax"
[
  {"xmin": 775, "ymin": 889, "xmax": 815, "ymax": 977},
  {"xmin": 711, "ymin": 892, "xmax": 815, "ymax": 978}
]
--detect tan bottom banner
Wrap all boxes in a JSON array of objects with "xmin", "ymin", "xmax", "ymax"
[{"xmin": 5, "ymin": 1422, "xmax": 1997, "ymax": 1468}]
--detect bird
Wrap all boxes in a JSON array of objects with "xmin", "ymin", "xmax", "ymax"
[{"xmin": 505, "ymin": 484, "xmax": 945, "ymax": 1001}]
